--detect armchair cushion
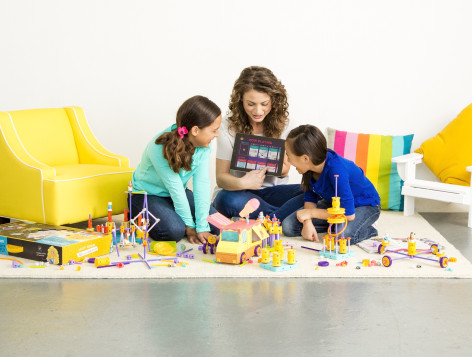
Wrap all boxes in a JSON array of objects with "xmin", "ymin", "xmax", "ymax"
[
  {"xmin": 327, "ymin": 128, "xmax": 414, "ymax": 211},
  {"xmin": 415, "ymin": 103, "xmax": 472, "ymax": 186}
]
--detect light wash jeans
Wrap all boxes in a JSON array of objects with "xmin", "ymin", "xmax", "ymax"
[
  {"xmin": 212, "ymin": 184, "xmax": 305, "ymax": 221},
  {"xmin": 130, "ymin": 189, "xmax": 219, "ymax": 242},
  {"xmin": 282, "ymin": 199, "xmax": 381, "ymax": 244}
]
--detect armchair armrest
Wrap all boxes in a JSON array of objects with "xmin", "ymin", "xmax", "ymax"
[
  {"xmin": 391, "ymin": 153, "xmax": 423, "ymax": 182},
  {"xmin": 65, "ymin": 106, "xmax": 131, "ymax": 168},
  {"xmin": 0, "ymin": 113, "xmax": 56, "ymax": 179}
]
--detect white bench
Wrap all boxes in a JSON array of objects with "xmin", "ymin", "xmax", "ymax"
[{"xmin": 392, "ymin": 153, "xmax": 472, "ymax": 227}]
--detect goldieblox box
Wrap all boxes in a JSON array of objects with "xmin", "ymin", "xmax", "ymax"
[{"xmin": 0, "ymin": 221, "xmax": 112, "ymax": 265}]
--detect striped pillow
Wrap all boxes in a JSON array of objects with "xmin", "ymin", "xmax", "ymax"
[{"xmin": 327, "ymin": 128, "xmax": 414, "ymax": 211}]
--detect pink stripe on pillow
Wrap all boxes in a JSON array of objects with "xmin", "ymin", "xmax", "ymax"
[
  {"xmin": 333, "ymin": 130, "xmax": 347, "ymax": 157},
  {"xmin": 343, "ymin": 132, "xmax": 358, "ymax": 162}
]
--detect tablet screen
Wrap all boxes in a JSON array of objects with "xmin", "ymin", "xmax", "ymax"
[{"xmin": 229, "ymin": 133, "xmax": 285, "ymax": 177}]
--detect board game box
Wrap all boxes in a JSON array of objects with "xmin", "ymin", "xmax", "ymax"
[{"xmin": 0, "ymin": 221, "xmax": 112, "ymax": 265}]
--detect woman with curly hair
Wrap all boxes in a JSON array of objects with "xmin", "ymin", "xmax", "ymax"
[
  {"xmin": 212, "ymin": 66, "xmax": 304, "ymax": 222},
  {"xmin": 132, "ymin": 95, "xmax": 222, "ymax": 244}
]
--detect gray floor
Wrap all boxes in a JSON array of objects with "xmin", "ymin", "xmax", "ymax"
[{"xmin": 1, "ymin": 212, "xmax": 472, "ymax": 357}]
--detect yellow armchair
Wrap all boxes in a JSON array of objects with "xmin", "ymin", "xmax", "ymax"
[{"xmin": 0, "ymin": 106, "xmax": 134, "ymax": 225}]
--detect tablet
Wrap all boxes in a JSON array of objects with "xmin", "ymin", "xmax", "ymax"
[{"xmin": 230, "ymin": 133, "xmax": 285, "ymax": 177}]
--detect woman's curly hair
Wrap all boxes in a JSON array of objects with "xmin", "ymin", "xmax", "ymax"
[
  {"xmin": 228, "ymin": 66, "xmax": 289, "ymax": 138},
  {"xmin": 156, "ymin": 95, "xmax": 221, "ymax": 173}
]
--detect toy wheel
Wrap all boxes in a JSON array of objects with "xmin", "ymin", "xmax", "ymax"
[
  {"xmin": 210, "ymin": 244, "xmax": 216, "ymax": 254},
  {"xmin": 240, "ymin": 252, "xmax": 247, "ymax": 264},
  {"xmin": 430, "ymin": 244, "xmax": 438, "ymax": 255},
  {"xmin": 439, "ymin": 257, "xmax": 448, "ymax": 268},
  {"xmin": 382, "ymin": 255, "xmax": 392, "ymax": 267},
  {"xmin": 208, "ymin": 235, "xmax": 216, "ymax": 245},
  {"xmin": 254, "ymin": 245, "xmax": 261, "ymax": 257},
  {"xmin": 378, "ymin": 244, "xmax": 386, "ymax": 254},
  {"xmin": 202, "ymin": 243, "xmax": 208, "ymax": 254}
]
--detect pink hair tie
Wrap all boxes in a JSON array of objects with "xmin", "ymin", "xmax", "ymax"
[{"xmin": 177, "ymin": 126, "xmax": 188, "ymax": 139}]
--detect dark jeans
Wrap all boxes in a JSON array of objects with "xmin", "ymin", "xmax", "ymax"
[
  {"xmin": 130, "ymin": 189, "xmax": 219, "ymax": 242},
  {"xmin": 212, "ymin": 184, "xmax": 305, "ymax": 221},
  {"xmin": 282, "ymin": 199, "xmax": 381, "ymax": 244}
]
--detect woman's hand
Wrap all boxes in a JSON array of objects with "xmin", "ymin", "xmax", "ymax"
[
  {"xmin": 296, "ymin": 209, "xmax": 313, "ymax": 223},
  {"xmin": 301, "ymin": 220, "xmax": 319, "ymax": 242},
  {"xmin": 240, "ymin": 167, "xmax": 268, "ymax": 190}
]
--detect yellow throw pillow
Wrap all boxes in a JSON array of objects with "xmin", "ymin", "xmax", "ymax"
[{"xmin": 415, "ymin": 103, "xmax": 472, "ymax": 186}]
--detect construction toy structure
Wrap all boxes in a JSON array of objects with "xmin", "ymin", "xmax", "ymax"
[
  {"xmin": 88, "ymin": 188, "xmax": 162, "ymax": 269},
  {"xmin": 260, "ymin": 213, "xmax": 282, "ymax": 248},
  {"xmin": 206, "ymin": 199, "xmax": 269, "ymax": 264},
  {"xmin": 378, "ymin": 232, "xmax": 449, "ymax": 268},
  {"xmin": 259, "ymin": 241, "xmax": 298, "ymax": 272},
  {"xmin": 201, "ymin": 234, "xmax": 219, "ymax": 254},
  {"xmin": 318, "ymin": 175, "xmax": 355, "ymax": 260}
]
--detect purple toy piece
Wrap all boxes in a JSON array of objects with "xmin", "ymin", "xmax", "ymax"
[
  {"xmin": 301, "ymin": 246, "xmax": 321, "ymax": 252},
  {"xmin": 318, "ymin": 261, "xmax": 329, "ymax": 267},
  {"xmin": 12, "ymin": 261, "xmax": 18, "ymax": 268},
  {"xmin": 188, "ymin": 254, "xmax": 195, "ymax": 259}
]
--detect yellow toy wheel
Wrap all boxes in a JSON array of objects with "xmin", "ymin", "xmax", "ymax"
[
  {"xmin": 208, "ymin": 235, "xmax": 217, "ymax": 245},
  {"xmin": 378, "ymin": 244, "xmax": 386, "ymax": 254},
  {"xmin": 430, "ymin": 244, "xmax": 438, "ymax": 255},
  {"xmin": 254, "ymin": 245, "xmax": 261, "ymax": 257},
  {"xmin": 382, "ymin": 255, "xmax": 392, "ymax": 267},
  {"xmin": 439, "ymin": 257, "xmax": 448, "ymax": 268}
]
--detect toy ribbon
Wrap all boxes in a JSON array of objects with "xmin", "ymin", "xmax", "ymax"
[{"xmin": 177, "ymin": 126, "xmax": 188, "ymax": 139}]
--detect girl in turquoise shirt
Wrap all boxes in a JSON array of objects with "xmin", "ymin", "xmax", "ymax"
[{"xmin": 131, "ymin": 95, "xmax": 222, "ymax": 244}]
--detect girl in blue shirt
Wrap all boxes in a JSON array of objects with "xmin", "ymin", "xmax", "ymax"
[
  {"xmin": 282, "ymin": 124, "xmax": 380, "ymax": 244},
  {"xmin": 131, "ymin": 95, "xmax": 222, "ymax": 244}
]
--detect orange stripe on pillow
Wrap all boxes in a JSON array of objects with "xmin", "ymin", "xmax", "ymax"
[{"xmin": 355, "ymin": 134, "xmax": 370, "ymax": 172}]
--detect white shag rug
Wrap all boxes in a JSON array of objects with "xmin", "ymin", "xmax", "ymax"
[{"xmin": 1, "ymin": 211, "xmax": 471, "ymax": 279}]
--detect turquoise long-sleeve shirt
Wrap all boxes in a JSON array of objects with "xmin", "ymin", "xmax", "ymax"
[{"xmin": 132, "ymin": 124, "xmax": 212, "ymax": 233}]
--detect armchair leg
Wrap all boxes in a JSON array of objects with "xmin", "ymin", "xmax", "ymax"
[
  {"xmin": 0, "ymin": 217, "xmax": 10, "ymax": 224},
  {"xmin": 403, "ymin": 196, "xmax": 415, "ymax": 216}
]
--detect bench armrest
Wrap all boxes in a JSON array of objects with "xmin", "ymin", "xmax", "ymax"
[
  {"xmin": 391, "ymin": 152, "xmax": 423, "ymax": 164},
  {"xmin": 392, "ymin": 153, "xmax": 423, "ymax": 182}
]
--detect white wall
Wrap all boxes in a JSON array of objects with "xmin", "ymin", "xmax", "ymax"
[{"xmin": 2, "ymin": 0, "xmax": 472, "ymax": 194}]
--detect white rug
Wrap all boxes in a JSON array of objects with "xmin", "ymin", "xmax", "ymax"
[{"xmin": 1, "ymin": 211, "xmax": 471, "ymax": 279}]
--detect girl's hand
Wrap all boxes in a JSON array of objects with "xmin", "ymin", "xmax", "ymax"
[
  {"xmin": 196, "ymin": 231, "xmax": 211, "ymax": 244},
  {"xmin": 240, "ymin": 167, "xmax": 268, "ymax": 190},
  {"xmin": 185, "ymin": 227, "xmax": 199, "ymax": 244},
  {"xmin": 296, "ymin": 209, "xmax": 312, "ymax": 223},
  {"xmin": 301, "ymin": 220, "xmax": 319, "ymax": 242}
]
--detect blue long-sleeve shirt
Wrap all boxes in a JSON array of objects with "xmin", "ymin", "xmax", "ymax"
[
  {"xmin": 132, "ymin": 124, "xmax": 212, "ymax": 232},
  {"xmin": 304, "ymin": 149, "xmax": 380, "ymax": 215}
]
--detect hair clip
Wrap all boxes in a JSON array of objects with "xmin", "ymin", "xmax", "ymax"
[{"xmin": 177, "ymin": 126, "xmax": 188, "ymax": 139}]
